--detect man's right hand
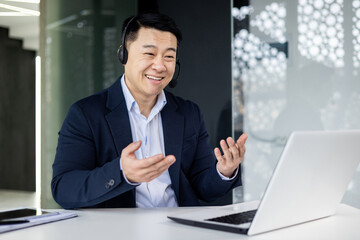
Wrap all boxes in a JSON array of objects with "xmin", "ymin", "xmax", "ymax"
[{"xmin": 121, "ymin": 141, "xmax": 176, "ymax": 183}]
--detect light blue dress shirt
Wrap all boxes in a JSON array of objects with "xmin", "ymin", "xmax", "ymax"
[
  {"xmin": 119, "ymin": 76, "xmax": 237, "ymax": 208},
  {"xmin": 120, "ymin": 77, "xmax": 178, "ymax": 208}
]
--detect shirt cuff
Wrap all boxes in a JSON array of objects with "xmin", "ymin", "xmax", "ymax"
[
  {"xmin": 119, "ymin": 158, "xmax": 140, "ymax": 186},
  {"xmin": 216, "ymin": 167, "xmax": 239, "ymax": 181}
]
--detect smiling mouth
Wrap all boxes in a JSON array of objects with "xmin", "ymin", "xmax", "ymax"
[{"xmin": 145, "ymin": 74, "xmax": 164, "ymax": 81}]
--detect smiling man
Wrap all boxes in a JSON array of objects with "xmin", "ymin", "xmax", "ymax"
[{"xmin": 51, "ymin": 13, "xmax": 248, "ymax": 209}]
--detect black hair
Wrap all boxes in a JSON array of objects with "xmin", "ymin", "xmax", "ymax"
[{"xmin": 121, "ymin": 13, "xmax": 182, "ymax": 48}]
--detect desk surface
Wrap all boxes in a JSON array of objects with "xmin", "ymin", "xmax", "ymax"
[{"xmin": 0, "ymin": 204, "xmax": 359, "ymax": 240}]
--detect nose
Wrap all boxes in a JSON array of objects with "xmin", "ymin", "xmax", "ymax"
[{"xmin": 152, "ymin": 56, "xmax": 166, "ymax": 72}]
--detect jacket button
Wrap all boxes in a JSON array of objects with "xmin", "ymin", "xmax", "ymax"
[
  {"xmin": 105, "ymin": 179, "xmax": 115, "ymax": 188},
  {"xmin": 108, "ymin": 179, "xmax": 115, "ymax": 186}
]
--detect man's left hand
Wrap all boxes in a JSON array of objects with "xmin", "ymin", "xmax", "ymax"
[{"xmin": 214, "ymin": 133, "xmax": 248, "ymax": 178}]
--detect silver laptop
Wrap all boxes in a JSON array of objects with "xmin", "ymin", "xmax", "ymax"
[{"xmin": 168, "ymin": 130, "xmax": 360, "ymax": 235}]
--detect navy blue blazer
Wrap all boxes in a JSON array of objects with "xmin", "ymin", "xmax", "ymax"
[{"xmin": 51, "ymin": 77, "xmax": 241, "ymax": 209}]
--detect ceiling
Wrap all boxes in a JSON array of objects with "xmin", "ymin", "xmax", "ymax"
[{"xmin": 0, "ymin": 0, "xmax": 39, "ymax": 51}]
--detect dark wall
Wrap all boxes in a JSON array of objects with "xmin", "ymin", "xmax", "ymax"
[
  {"xmin": 157, "ymin": 1, "xmax": 233, "ymax": 149},
  {"xmin": 146, "ymin": 0, "xmax": 233, "ymax": 205},
  {"xmin": 0, "ymin": 27, "xmax": 36, "ymax": 191}
]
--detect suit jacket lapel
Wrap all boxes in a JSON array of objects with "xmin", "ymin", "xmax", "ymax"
[
  {"xmin": 105, "ymin": 78, "xmax": 135, "ymax": 206},
  {"xmin": 105, "ymin": 78, "xmax": 133, "ymax": 155},
  {"xmin": 162, "ymin": 92, "xmax": 184, "ymax": 200}
]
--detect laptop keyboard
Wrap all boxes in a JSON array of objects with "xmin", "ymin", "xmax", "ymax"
[{"xmin": 205, "ymin": 209, "xmax": 257, "ymax": 225}]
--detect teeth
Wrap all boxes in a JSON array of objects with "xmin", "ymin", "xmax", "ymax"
[{"xmin": 146, "ymin": 75, "xmax": 162, "ymax": 80}]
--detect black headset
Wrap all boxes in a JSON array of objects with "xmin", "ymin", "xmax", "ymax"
[{"xmin": 117, "ymin": 16, "xmax": 180, "ymax": 88}]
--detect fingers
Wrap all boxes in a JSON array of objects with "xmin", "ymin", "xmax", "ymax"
[
  {"xmin": 236, "ymin": 133, "xmax": 248, "ymax": 147},
  {"xmin": 220, "ymin": 139, "xmax": 232, "ymax": 162},
  {"xmin": 140, "ymin": 154, "xmax": 168, "ymax": 168},
  {"xmin": 236, "ymin": 133, "xmax": 248, "ymax": 158},
  {"xmin": 215, "ymin": 134, "xmax": 248, "ymax": 178},
  {"xmin": 227, "ymin": 137, "xmax": 240, "ymax": 159},
  {"xmin": 144, "ymin": 155, "xmax": 176, "ymax": 181},
  {"xmin": 218, "ymin": 137, "xmax": 240, "ymax": 162},
  {"xmin": 122, "ymin": 151, "xmax": 176, "ymax": 183},
  {"xmin": 122, "ymin": 140, "xmax": 142, "ymax": 157},
  {"xmin": 216, "ymin": 133, "xmax": 248, "ymax": 163},
  {"xmin": 214, "ymin": 147, "xmax": 224, "ymax": 163}
]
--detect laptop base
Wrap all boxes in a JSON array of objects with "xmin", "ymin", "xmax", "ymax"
[{"xmin": 168, "ymin": 216, "xmax": 249, "ymax": 234}]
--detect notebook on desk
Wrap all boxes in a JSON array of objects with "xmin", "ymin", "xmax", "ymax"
[{"xmin": 168, "ymin": 130, "xmax": 360, "ymax": 235}]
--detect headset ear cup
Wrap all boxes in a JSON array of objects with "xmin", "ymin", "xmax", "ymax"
[
  {"xmin": 118, "ymin": 16, "xmax": 135, "ymax": 65},
  {"xmin": 118, "ymin": 45, "xmax": 128, "ymax": 64},
  {"xmin": 122, "ymin": 48, "xmax": 128, "ymax": 64},
  {"xmin": 168, "ymin": 78, "xmax": 177, "ymax": 88},
  {"xmin": 117, "ymin": 46, "xmax": 123, "ymax": 63}
]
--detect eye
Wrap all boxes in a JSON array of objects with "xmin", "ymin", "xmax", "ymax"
[
  {"xmin": 165, "ymin": 55, "xmax": 175, "ymax": 61},
  {"xmin": 145, "ymin": 52, "xmax": 154, "ymax": 56}
]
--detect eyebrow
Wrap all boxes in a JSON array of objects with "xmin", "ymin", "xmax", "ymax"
[{"xmin": 142, "ymin": 44, "xmax": 177, "ymax": 52}]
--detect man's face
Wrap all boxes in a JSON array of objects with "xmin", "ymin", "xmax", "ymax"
[{"xmin": 124, "ymin": 27, "xmax": 177, "ymax": 102}]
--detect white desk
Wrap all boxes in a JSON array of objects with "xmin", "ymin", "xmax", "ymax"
[{"xmin": 0, "ymin": 204, "xmax": 359, "ymax": 240}]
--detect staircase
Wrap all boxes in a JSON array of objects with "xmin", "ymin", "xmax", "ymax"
[{"xmin": 0, "ymin": 0, "xmax": 39, "ymax": 51}]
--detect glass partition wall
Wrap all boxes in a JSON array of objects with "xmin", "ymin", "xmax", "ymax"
[
  {"xmin": 232, "ymin": 0, "xmax": 360, "ymax": 208},
  {"xmin": 41, "ymin": 0, "xmax": 136, "ymax": 208}
]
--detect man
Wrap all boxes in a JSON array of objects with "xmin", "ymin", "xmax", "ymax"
[{"xmin": 51, "ymin": 13, "xmax": 248, "ymax": 209}]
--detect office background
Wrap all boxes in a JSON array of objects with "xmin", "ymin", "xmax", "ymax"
[{"xmin": 0, "ymin": 0, "xmax": 359, "ymax": 209}]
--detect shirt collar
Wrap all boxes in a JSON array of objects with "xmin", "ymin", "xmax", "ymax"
[{"xmin": 120, "ymin": 75, "xmax": 167, "ymax": 114}]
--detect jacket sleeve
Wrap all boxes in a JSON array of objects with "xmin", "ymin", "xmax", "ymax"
[
  {"xmin": 51, "ymin": 103, "xmax": 135, "ymax": 209},
  {"xmin": 186, "ymin": 103, "xmax": 242, "ymax": 202}
]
